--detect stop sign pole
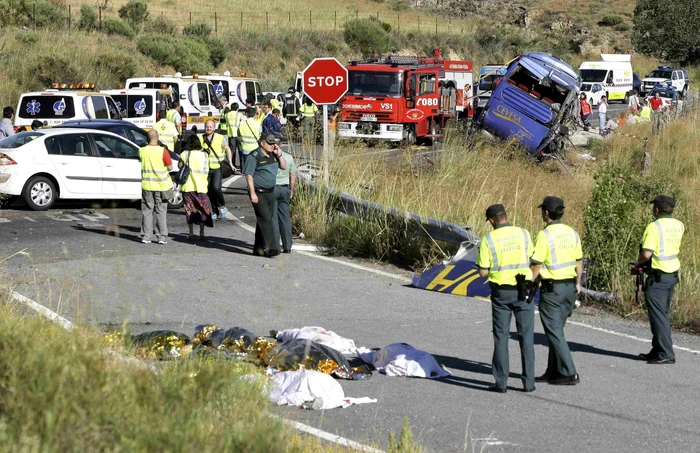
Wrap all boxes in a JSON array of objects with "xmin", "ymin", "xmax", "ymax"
[{"xmin": 302, "ymin": 58, "xmax": 348, "ymax": 185}]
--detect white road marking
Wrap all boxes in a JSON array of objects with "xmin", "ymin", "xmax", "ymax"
[
  {"xmin": 222, "ymin": 174, "xmax": 243, "ymax": 190},
  {"xmin": 292, "ymin": 244, "xmax": 327, "ymax": 252},
  {"xmin": 80, "ymin": 212, "xmax": 110, "ymax": 221},
  {"xmin": 45, "ymin": 213, "xmax": 82, "ymax": 222},
  {"xmin": 10, "ymin": 289, "xmax": 384, "ymax": 453},
  {"xmin": 296, "ymin": 251, "xmax": 411, "ymax": 283},
  {"xmin": 272, "ymin": 416, "xmax": 384, "ymax": 453},
  {"xmin": 23, "ymin": 216, "xmax": 37, "ymax": 222}
]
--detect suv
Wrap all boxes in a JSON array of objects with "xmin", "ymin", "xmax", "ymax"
[
  {"xmin": 14, "ymin": 86, "xmax": 121, "ymax": 130},
  {"xmin": 641, "ymin": 66, "xmax": 690, "ymax": 99}
]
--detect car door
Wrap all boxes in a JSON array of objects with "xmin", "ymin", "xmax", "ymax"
[
  {"xmin": 44, "ymin": 133, "xmax": 102, "ymax": 196},
  {"xmin": 90, "ymin": 132, "xmax": 142, "ymax": 197}
]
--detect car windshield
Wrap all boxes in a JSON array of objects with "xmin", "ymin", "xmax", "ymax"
[
  {"xmin": 647, "ymin": 70, "xmax": 672, "ymax": 79},
  {"xmin": 347, "ymin": 71, "xmax": 401, "ymax": 97},
  {"xmin": 0, "ymin": 131, "xmax": 42, "ymax": 148},
  {"xmin": 578, "ymin": 69, "xmax": 607, "ymax": 82}
]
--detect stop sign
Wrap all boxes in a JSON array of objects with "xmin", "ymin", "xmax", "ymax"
[{"xmin": 302, "ymin": 58, "xmax": 348, "ymax": 105}]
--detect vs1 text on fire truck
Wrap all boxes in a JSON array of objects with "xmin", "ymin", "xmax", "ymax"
[{"xmin": 337, "ymin": 49, "xmax": 473, "ymax": 144}]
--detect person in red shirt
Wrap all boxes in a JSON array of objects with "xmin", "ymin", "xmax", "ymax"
[
  {"xmin": 649, "ymin": 92, "xmax": 664, "ymax": 111},
  {"xmin": 579, "ymin": 93, "xmax": 591, "ymax": 130},
  {"xmin": 649, "ymin": 92, "xmax": 665, "ymax": 135}
]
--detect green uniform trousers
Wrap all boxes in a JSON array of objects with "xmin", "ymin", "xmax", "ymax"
[
  {"xmin": 539, "ymin": 281, "xmax": 577, "ymax": 378},
  {"xmin": 644, "ymin": 272, "xmax": 678, "ymax": 361},
  {"xmin": 491, "ymin": 285, "xmax": 535, "ymax": 391}
]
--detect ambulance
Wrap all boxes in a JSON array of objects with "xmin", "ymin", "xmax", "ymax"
[
  {"xmin": 125, "ymin": 74, "xmax": 222, "ymax": 135},
  {"xmin": 191, "ymin": 71, "xmax": 264, "ymax": 107},
  {"xmin": 101, "ymin": 88, "xmax": 174, "ymax": 129},
  {"xmin": 14, "ymin": 83, "xmax": 121, "ymax": 130},
  {"xmin": 578, "ymin": 54, "xmax": 634, "ymax": 104}
]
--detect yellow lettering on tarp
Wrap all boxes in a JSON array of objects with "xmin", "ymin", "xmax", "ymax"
[{"xmin": 425, "ymin": 266, "xmax": 482, "ymax": 295}]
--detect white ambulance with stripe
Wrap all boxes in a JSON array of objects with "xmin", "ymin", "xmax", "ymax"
[{"xmin": 578, "ymin": 54, "xmax": 634, "ymax": 105}]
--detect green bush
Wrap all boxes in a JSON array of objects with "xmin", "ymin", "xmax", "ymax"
[
  {"xmin": 137, "ymin": 33, "xmax": 212, "ymax": 73},
  {"xmin": 78, "ymin": 4, "xmax": 98, "ymax": 31},
  {"xmin": 0, "ymin": 0, "xmax": 67, "ymax": 28},
  {"xmin": 343, "ymin": 18, "xmax": 392, "ymax": 57},
  {"xmin": 103, "ymin": 18, "xmax": 136, "ymax": 39},
  {"xmin": 95, "ymin": 52, "xmax": 138, "ymax": 83},
  {"xmin": 206, "ymin": 37, "xmax": 227, "ymax": 67},
  {"xmin": 118, "ymin": 0, "xmax": 149, "ymax": 32},
  {"xmin": 391, "ymin": 0, "xmax": 410, "ymax": 12},
  {"xmin": 583, "ymin": 164, "xmax": 675, "ymax": 293},
  {"xmin": 32, "ymin": 56, "xmax": 80, "ymax": 88},
  {"xmin": 599, "ymin": 14, "xmax": 623, "ymax": 26},
  {"xmin": 183, "ymin": 21, "xmax": 212, "ymax": 39},
  {"xmin": 614, "ymin": 23, "xmax": 630, "ymax": 32},
  {"xmin": 15, "ymin": 31, "xmax": 39, "ymax": 45},
  {"xmin": 144, "ymin": 15, "xmax": 177, "ymax": 35}
]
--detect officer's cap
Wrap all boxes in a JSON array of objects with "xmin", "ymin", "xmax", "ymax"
[
  {"xmin": 650, "ymin": 194, "xmax": 675, "ymax": 208},
  {"xmin": 485, "ymin": 204, "xmax": 506, "ymax": 220},
  {"xmin": 261, "ymin": 134, "xmax": 277, "ymax": 145},
  {"xmin": 539, "ymin": 196, "xmax": 565, "ymax": 213}
]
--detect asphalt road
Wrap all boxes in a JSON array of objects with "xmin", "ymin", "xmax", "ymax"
[{"xmin": 2, "ymin": 177, "xmax": 700, "ymax": 452}]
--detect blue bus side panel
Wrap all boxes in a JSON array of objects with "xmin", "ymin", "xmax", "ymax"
[{"xmin": 481, "ymin": 96, "xmax": 550, "ymax": 154}]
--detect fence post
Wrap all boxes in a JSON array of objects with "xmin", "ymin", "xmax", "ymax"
[
  {"xmin": 215, "ymin": 12, "xmax": 218, "ymax": 35},
  {"xmin": 288, "ymin": 11, "xmax": 291, "ymax": 27},
  {"xmin": 33, "ymin": 1, "xmax": 36, "ymax": 30},
  {"xmin": 240, "ymin": 11, "xmax": 243, "ymax": 30},
  {"xmin": 189, "ymin": 11, "xmax": 192, "ymax": 25},
  {"xmin": 266, "ymin": 11, "xmax": 269, "ymax": 30},
  {"xmin": 309, "ymin": 10, "xmax": 311, "ymax": 28},
  {"xmin": 355, "ymin": 10, "xmax": 358, "ymax": 20},
  {"xmin": 435, "ymin": 17, "xmax": 437, "ymax": 35},
  {"xmin": 397, "ymin": 13, "xmax": 400, "ymax": 32},
  {"xmin": 98, "ymin": 6, "xmax": 102, "ymax": 31},
  {"xmin": 418, "ymin": 15, "xmax": 420, "ymax": 32},
  {"xmin": 68, "ymin": 5, "xmax": 71, "ymax": 33},
  {"xmin": 334, "ymin": 11, "xmax": 336, "ymax": 30}
]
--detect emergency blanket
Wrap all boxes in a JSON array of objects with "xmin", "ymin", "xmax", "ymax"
[
  {"xmin": 264, "ymin": 339, "xmax": 371, "ymax": 380},
  {"xmin": 275, "ymin": 326, "xmax": 357, "ymax": 355},
  {"xmin": 130, "ymin": 330, "xmax": 191, "ymax": 359},
  {"xmin": 357, "ymin": 343, "xmax": 451, "ymax": 379},
  {"xmin": 192, "ymin": 325, "xmax": 256, "ymax": 353},
  {"xmin": 268, "ymin": 370, "xmax": 377, "ymax": 410}
]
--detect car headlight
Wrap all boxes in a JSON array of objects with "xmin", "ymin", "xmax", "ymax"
[
  {"xmin": 338, "ymin": 123, "xmax": 351, "ymax": 130},
  {"xmin": 387, "ymin": 125, "xmax": 403, "ymax": 132}
]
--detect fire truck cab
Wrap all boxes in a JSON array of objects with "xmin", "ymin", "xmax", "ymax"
[{"xmin": 338, "ymin": 49, "xmax": 473, "ymax": 144}]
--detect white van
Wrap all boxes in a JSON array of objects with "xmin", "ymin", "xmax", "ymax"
[
  {"xmin": 193, "ymin": 72, "xmax": 264, "ymax": 107},
  {"xmin": 125, "ymin": 74, "xmax": 222, "ymax": 135},
  {"xmin": 578, "ymin": 54, "xmax": 634, "ymax": 104},
  {"xmin": 101, "ymin": 88, "xmax": 174, "ymax": 129},
  {"xmin": 14, "ymin": 85, "xmax": 121, "ymax": 130}
]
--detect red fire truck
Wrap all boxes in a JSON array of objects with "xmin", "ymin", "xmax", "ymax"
[{"xmin": 337, "ymin": 49, "xmax": 473, "ymax": 144}]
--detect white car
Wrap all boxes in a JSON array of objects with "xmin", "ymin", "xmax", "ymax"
[{"xmin": 0, "ymin": 128, "xmax": 179, "ymax": 211}]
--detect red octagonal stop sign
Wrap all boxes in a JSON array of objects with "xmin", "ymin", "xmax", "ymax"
[{"xmin": 302, "ymin": 58, "xmax": 348, "ymax": 105}]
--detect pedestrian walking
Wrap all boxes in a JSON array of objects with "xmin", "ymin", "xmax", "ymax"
[
  {"xmin": 139, "ymin": 129, "xmax": 173, "ymax": 244},
  {"xmin": 238, "ymin": 107, "xmax": 262, "ymax": 166},
  {"xmin": 179, "ymin": 134, "xmax": 214, "ymax": 240},
  {"xmin": 0, "ymin": 107, "xmax": 15, "ymax": 139},
  {"xmin": 199, "ymin": 120, "xmax": 233, "ymax": 220},
  {"xmin": 224, "ymin": 102, "xmax": 245, "ymax": 171},
  {"xmin": 153, "ymin": 110, "xmax": 178, "ymax": 152},
  {"xmin": 598, "ymin": 95, "xmax": 608, "ymax": 135},
  {"xmin": 476, "ymin": 204, "xmax": 535, "ymax": 393},
  {"xmin": 649, "ymin": 91, "xmax": 665, "ymax": 135},
  {"xmin": 579, "ymin": 94, "xmax": 591, "ymax": 130},
  {"xmin": 243, "ymin": 134, "xmax": 288, "ymax": 258},
  {"xmin": 272, "ymin": 149, "xmax": 297, "ymax": 254},
  {"xmin": 634, "ymin": 195, "xmax": 684, "ymax": 365},
  {"xmin": 530, "ymin": 196, "xmax": 582, "ymax": 386}
]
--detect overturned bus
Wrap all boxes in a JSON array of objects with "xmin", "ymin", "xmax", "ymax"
[{"xmin": 474, "ymin": 52, "xmax": 579, "ymax": 156}]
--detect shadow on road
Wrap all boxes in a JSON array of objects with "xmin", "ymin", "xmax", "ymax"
[
  {"xmin": 170, "ymin": 235, "xmax": 253, "ymax": 255},
  {"xmin": 511, "ymin": 332, "xmax": 640, "ymax": 361},
  {"xmin": 73, "ymin": 224, "xmax": 141, "ymax": 242}
]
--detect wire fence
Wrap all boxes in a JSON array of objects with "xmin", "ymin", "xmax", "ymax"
[{"xmin": 38, "ymin": 3, "xmax": 476, "ymax": 35}]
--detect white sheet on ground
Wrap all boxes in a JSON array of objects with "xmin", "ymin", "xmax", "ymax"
[
  {"xmin": 357, "ymin": 343, "xmax": 451, "ymax": 379},
  {"xmin": 275, "ymin": 326, "xmax": 357, "ymax": 355},
  {"xmin": 268, "ymin": 370, "xmax": 377, "ymax": 409}
]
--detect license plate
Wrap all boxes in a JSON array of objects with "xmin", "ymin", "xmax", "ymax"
[{"xmin": 360, "ymin": 115, "xmax": 377, "ymax": 122}]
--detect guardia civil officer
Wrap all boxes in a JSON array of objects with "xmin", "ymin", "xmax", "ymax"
[
  {"xmin": 530, "ymin": 196, "xmax": 582, "ymax": 385},
  {"xmin": 477, "ymin": 204, "xmax": 535, "ymax": 393},
  {"xmin": 634, "ymin": 195, "xmax": 684, "ymax": 364},
  {"xmin": 243, "ymin": 134, "xmax": 288, "ymax": 257}
]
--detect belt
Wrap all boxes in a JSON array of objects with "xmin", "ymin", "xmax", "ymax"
[
  {"xmin": 255, "ymin": 187, "xmax": 274, "ymax": 193},
  {"xmin": 277, "ymin": 184, "xmax": 289, "ymax": 187},
  {"xmin": 489, "ymin": 283, "xmax": 517, "ymax": 290},
  {"xmin": 651, "ymin": 269, "xmax": 678, "ymax": 276},
  {"xmin": 541, "ymin": 278, "xmax": 576, "ymax": 285}
]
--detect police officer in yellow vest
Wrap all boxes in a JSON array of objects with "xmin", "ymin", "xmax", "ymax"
[
  {"xmin": 153, "ymin": 110, "xmax": 178, "ymax": 153},
  {"xmin": 238, "ymin": 107, "xmax": 262, "ymax": 164},
  {"xmin": 477, "ymin": 204, "xmax": 535, "ymax": 393},
  {"xmin": 635, "ymin": 195, "xmax": 684, "ymax": 364},
  {"xmin": 199, "ymin": 120, "xmax": 233, "ymax": 220},
  {"xmin": 299, "ymin": 97, "xmax": 318, "ymax": 141},
  {"xmin": 139, "ymin": 129, "xmax": 173, "ymax": 245},
  {"xmin": 225, "ymin": 102, "xmax": 245, "ymax": 170},
  {"xmin": 530, "ymin": 196, "xmax": 583, "ymax": 385}
]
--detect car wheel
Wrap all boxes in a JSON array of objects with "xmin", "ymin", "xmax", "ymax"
[
  {"xmin": 623, "ymin": 92, "xmax": 629, "ymax": 104},
  {"xmin": 22, "ymin": 176, "xmax": 57, "ymax": 211},
  {"xmin": 403, "ymin": 127, "xmax": 416, "ymax": 147}
]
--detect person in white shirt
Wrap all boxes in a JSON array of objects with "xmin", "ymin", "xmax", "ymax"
[
  {"xmin": 598, "ymin": 96, "xmax": 608, "ymax": 135},
  {"xmin": 628, "ymin": 89, "xmax": 640, "ymax": 114}
]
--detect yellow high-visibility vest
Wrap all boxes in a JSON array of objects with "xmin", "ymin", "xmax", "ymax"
[
  {"xmin": 477, "ymin": 224, "xmax": 533, "ymax": 286},
  {"xmin": 180, "ymin": 150, "xmax": 209, "ymax": 193},
  {"xmin": 238, "ymin": 117, "xmax": 261, "ymax": 153},
  {"xmin": 139, "ymin": 145, "xmax": 172, "ymax": 192},
  {"xmin": 225, "ymin": 110, "xmax": 244, "ymax": 138},
  {"xmin": 166, "ymin": 109, "xmax": 178, "ymax": 124},
  {"xmin": 641, "ymin": 217, "xmax": 684, "ymax": 273},
  {"xmin": 300, "ymin": 103, "xmax": 318, "ymax": 118},
  {"xmin": 220, "ymin": 102, "xmax": 229, "ymax": 125},
  {"xmin": 153, "ymin": 119, "xmax": 178, "ymax": 152},
  {"xmin": 531, "ymin": 222, "xmax": 582, "ymax": 280},
  {"xmin": 199, "ymin": 133, "xmax": 226, "ymax": 170}
]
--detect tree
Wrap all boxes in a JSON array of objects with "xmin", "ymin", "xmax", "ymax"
[
  {"xmin": 118, "ymin": 0, "xmax": 149, "ymax": 33},
  {"xmin": 632, "ymin": 0, "xmax": 700, "ymax": 65}
]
